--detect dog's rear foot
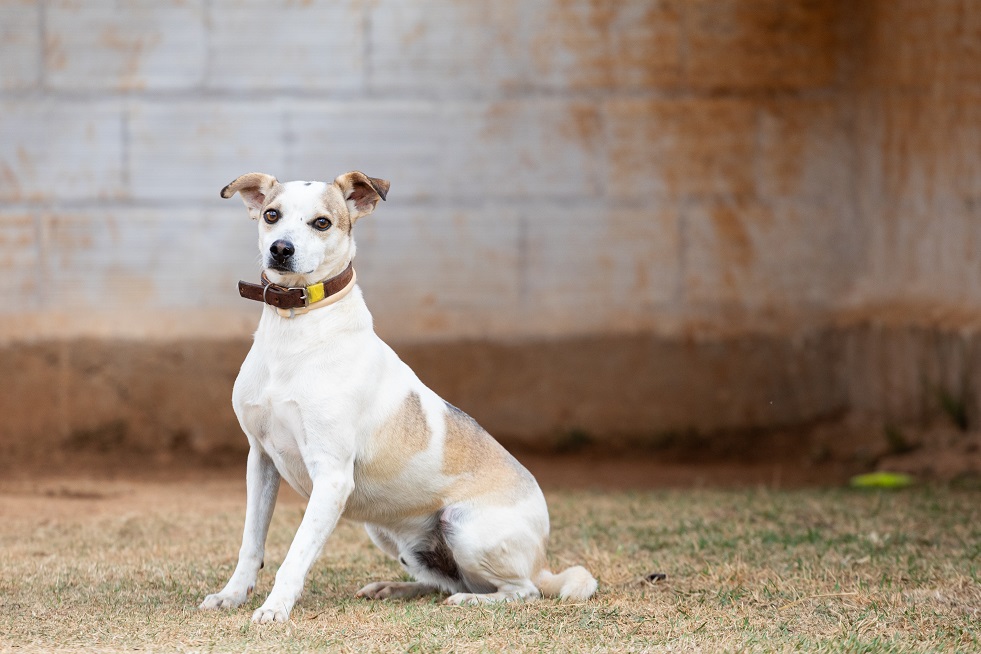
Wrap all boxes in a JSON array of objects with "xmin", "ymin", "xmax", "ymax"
[
  {"xmin": 445, "ymin": 587, "xmax": 540, "ymax": 606},
  {"xmin": 200, "ymin": 588, "xmax": 250, "ymax": 610},
  {"xmin": 356, "ymin": 581, "xmax": 438, "ymax": 600}
]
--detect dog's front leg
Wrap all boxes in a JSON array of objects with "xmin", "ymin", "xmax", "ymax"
[
  {"xmin": 201, "ymin": 446, "xmax": 280, "ymax": 610},
  {"xmin": 252, "ymin": 466, "xmax": 354, "ymax": 623}
]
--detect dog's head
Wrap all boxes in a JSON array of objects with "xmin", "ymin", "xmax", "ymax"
[{"xmin": 221, "ymin": 171, "xmax": 389, "ymax": 287}]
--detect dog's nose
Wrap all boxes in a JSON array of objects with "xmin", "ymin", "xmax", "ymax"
[{"xmin": 270, "ymin": 240, "xmax": 295, "ymax": 260}]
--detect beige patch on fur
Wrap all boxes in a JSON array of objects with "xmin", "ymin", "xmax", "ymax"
[
  {"xmin": 260, "ymin": 184, "xmax": 285, "ymax": 208},
  {"xmin": 440, "ymin": 403, "xmax": 535, "ymax": 504},
  {"xmin": 320, "ymin": 186, "xmax": 354, "ymax": 233},
  {"xmin": 361, "ymin": 392, "xmax": 431, "ymax": 480},
  {"xmin": 345, "ymin": 392, "xmax": 440, "ymax": 522}
]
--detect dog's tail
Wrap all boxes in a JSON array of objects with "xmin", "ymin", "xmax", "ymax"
[{"xmin": 536, "ymin": 566, "xmax": 597, "ymax": 601}]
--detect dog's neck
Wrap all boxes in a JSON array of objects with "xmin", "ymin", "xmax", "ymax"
[{"xmin": 265, "ymin": 258, "xmax": 350, "ymax": 289}]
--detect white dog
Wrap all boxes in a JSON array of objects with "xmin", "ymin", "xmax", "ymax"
[{"xmin": 200, "ymin": 172, "xmax": 596, "ymax": 623}]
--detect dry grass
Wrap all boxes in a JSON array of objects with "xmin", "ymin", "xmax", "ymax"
[{"xmin": 1, "ymin": 474, "xmax": 979, "ymax": 653}]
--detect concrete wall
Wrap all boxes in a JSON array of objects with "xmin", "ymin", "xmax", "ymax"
[
  {"xmin": 850, "ymin": 2, "xmax": 981, "ymax": 312},
  {"xmin": 1, "ymin": 0, "xmax": 980, "ymax": 458},
  {"xmin": 0, "ymin": 0, "xmax": 865, "ymax": 342}
]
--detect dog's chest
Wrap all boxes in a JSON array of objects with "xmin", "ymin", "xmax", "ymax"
[
  {"xmin": 239, "ymin": 385, "xmax": 316, "ymax": 495},
  {"xmin": 268, "ymin": 397, "xmax": 315, "ymax": 489},
  {"xmin": 234, "ymin": 364, "xmax": 334, "ymax": 498},
  {"xmin": 234, "ymin": 320, "xmax": 375, "ymax": 496}
]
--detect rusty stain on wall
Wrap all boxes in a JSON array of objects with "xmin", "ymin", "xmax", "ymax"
[
  {"xmin": 99, "ymin": 25, "xmax": 160, "ymax": 92},
  {"xmin": 44, "ymin": 34, "xmax": 67, "ymax": 71},
  {"xmin": 533, "ymin": 0, "xmax": 682, "ymax": 90},
  {"xmin": 685, "ymin": 0, "xmax": 839, "ymax": 90},
  {"xmin": 709, "ymin": 204, "xmax": 753, "ymax": 272}
]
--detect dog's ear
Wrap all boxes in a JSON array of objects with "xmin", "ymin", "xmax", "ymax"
[
  {"xmin": 220, "ymin": 173, "xmax": 279, "ymax": 220},
  {"xmin": 333, "ymin": 171, "xmax": 390, "ymax": 222}
]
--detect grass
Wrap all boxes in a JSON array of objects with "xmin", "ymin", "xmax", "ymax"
[{"xmin": 0, "ymin": 476, "xmax": 978, "ymax": 653}]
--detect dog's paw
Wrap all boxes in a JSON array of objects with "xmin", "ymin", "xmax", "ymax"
[
  {"xmin": 355, "ymin": 581, "xmax": 421, "ymax": 600},
  {"xmin": 444, "ymin": 592, "xmax": 481, "ymax": 606},
  {"xmin": 356, "ymin": 581, "xmax": 439, "ymax": 600},
  {"xmin": 251, "ymin": 600, "xmax": 291, "ymax": 624},
  {"xmin": 355, "ymin": 581, "xmax": 394, "ymax": 600},
  {"xmin": 444, "ymin": 591, "xmax": 528, "ymax": 606},
  {"xmin": 200, "ymin": 589, "xmax": 248, "ymax": 610}
]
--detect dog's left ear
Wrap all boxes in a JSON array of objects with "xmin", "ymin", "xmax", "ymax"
[
  {"xmin": 334, "ymin": 171, "xmax": 390, "ymax": 222},
  {"xmin": 220, "ymin": 172, "xmax": 279, "ymax": 220}
]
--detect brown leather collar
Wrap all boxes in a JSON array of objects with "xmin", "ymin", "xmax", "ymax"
[{"xmin": 238, "ymin": 262, "xmax": 355, "ymax": 310}]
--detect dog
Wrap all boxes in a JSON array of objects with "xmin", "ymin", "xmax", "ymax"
[{"xmin": 199, "ymin": 172, "xmax": 597, "ymax": 623}]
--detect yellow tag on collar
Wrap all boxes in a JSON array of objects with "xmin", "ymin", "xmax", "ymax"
[{"xmin": 305, "ymin": 282, "xmax": 326, "ymax": 304}]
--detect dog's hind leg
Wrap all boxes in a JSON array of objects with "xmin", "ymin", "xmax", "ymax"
[
  {"xmin": 356, "ymin": 525, "xmax": 441, "ymax": 600},
  {"xmin": 439, "ymin": 503, "xmax": 549, "ymax": 606},
  {"xmin": 363, "ymin": 523, "xmax": 401, "ymax": 559},
  {"xmin": 445, "ymin": 578, "xmax": 540, "ymax": 605},
  {"xmin": 356, "ymin": 581, "xmax": 440, "ymax": 600},
  {"xmin": 442, "ymin": 503, "xmax": 598, "ymax": 605}
]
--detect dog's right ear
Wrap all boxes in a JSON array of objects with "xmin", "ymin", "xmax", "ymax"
[{"xmin": 220, "ymin": 173, "xmax": 279, "ymax": 220}]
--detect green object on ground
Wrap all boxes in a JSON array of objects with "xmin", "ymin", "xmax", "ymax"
[{"xmin": 850, "ymin": 472, "xmax": 915, "ymax": 488}]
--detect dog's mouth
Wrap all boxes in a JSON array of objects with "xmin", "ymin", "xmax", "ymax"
[
  {"xmin": 264, "ymin": 260, "xmax": 316, "ymax": 274},
  {"xmin": 265, "ymin": 266, "xmax": 318, "ymax": 285}
]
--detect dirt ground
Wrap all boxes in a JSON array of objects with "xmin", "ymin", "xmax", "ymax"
[
  {"xmin": 8, "ymin": 418, "xmax": 980, "ymax": 492},
  {"xmin": 1, "ymin": 449, "xmax": 865, "ymax": 492},
  {"xmin": 0, "ymin": 455, "xmax": 859, "ymax": 528}
]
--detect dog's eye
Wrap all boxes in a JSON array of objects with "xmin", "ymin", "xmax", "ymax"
[
  {"xmin": 312, "ymin": 217, "xmax": 332, "ymax": 231},
  {"xmin": 263, "ymin": 209, "xmax": 280, "ymax": 224}
]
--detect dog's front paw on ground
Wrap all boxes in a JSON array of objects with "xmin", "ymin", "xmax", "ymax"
[
  {"xmin": 200, "ymin": 590, "xmax": 248, "ymax": 610},
  {"xmin": 251, "ymin": 601, "xmax": 291, "ymax": 624}
]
